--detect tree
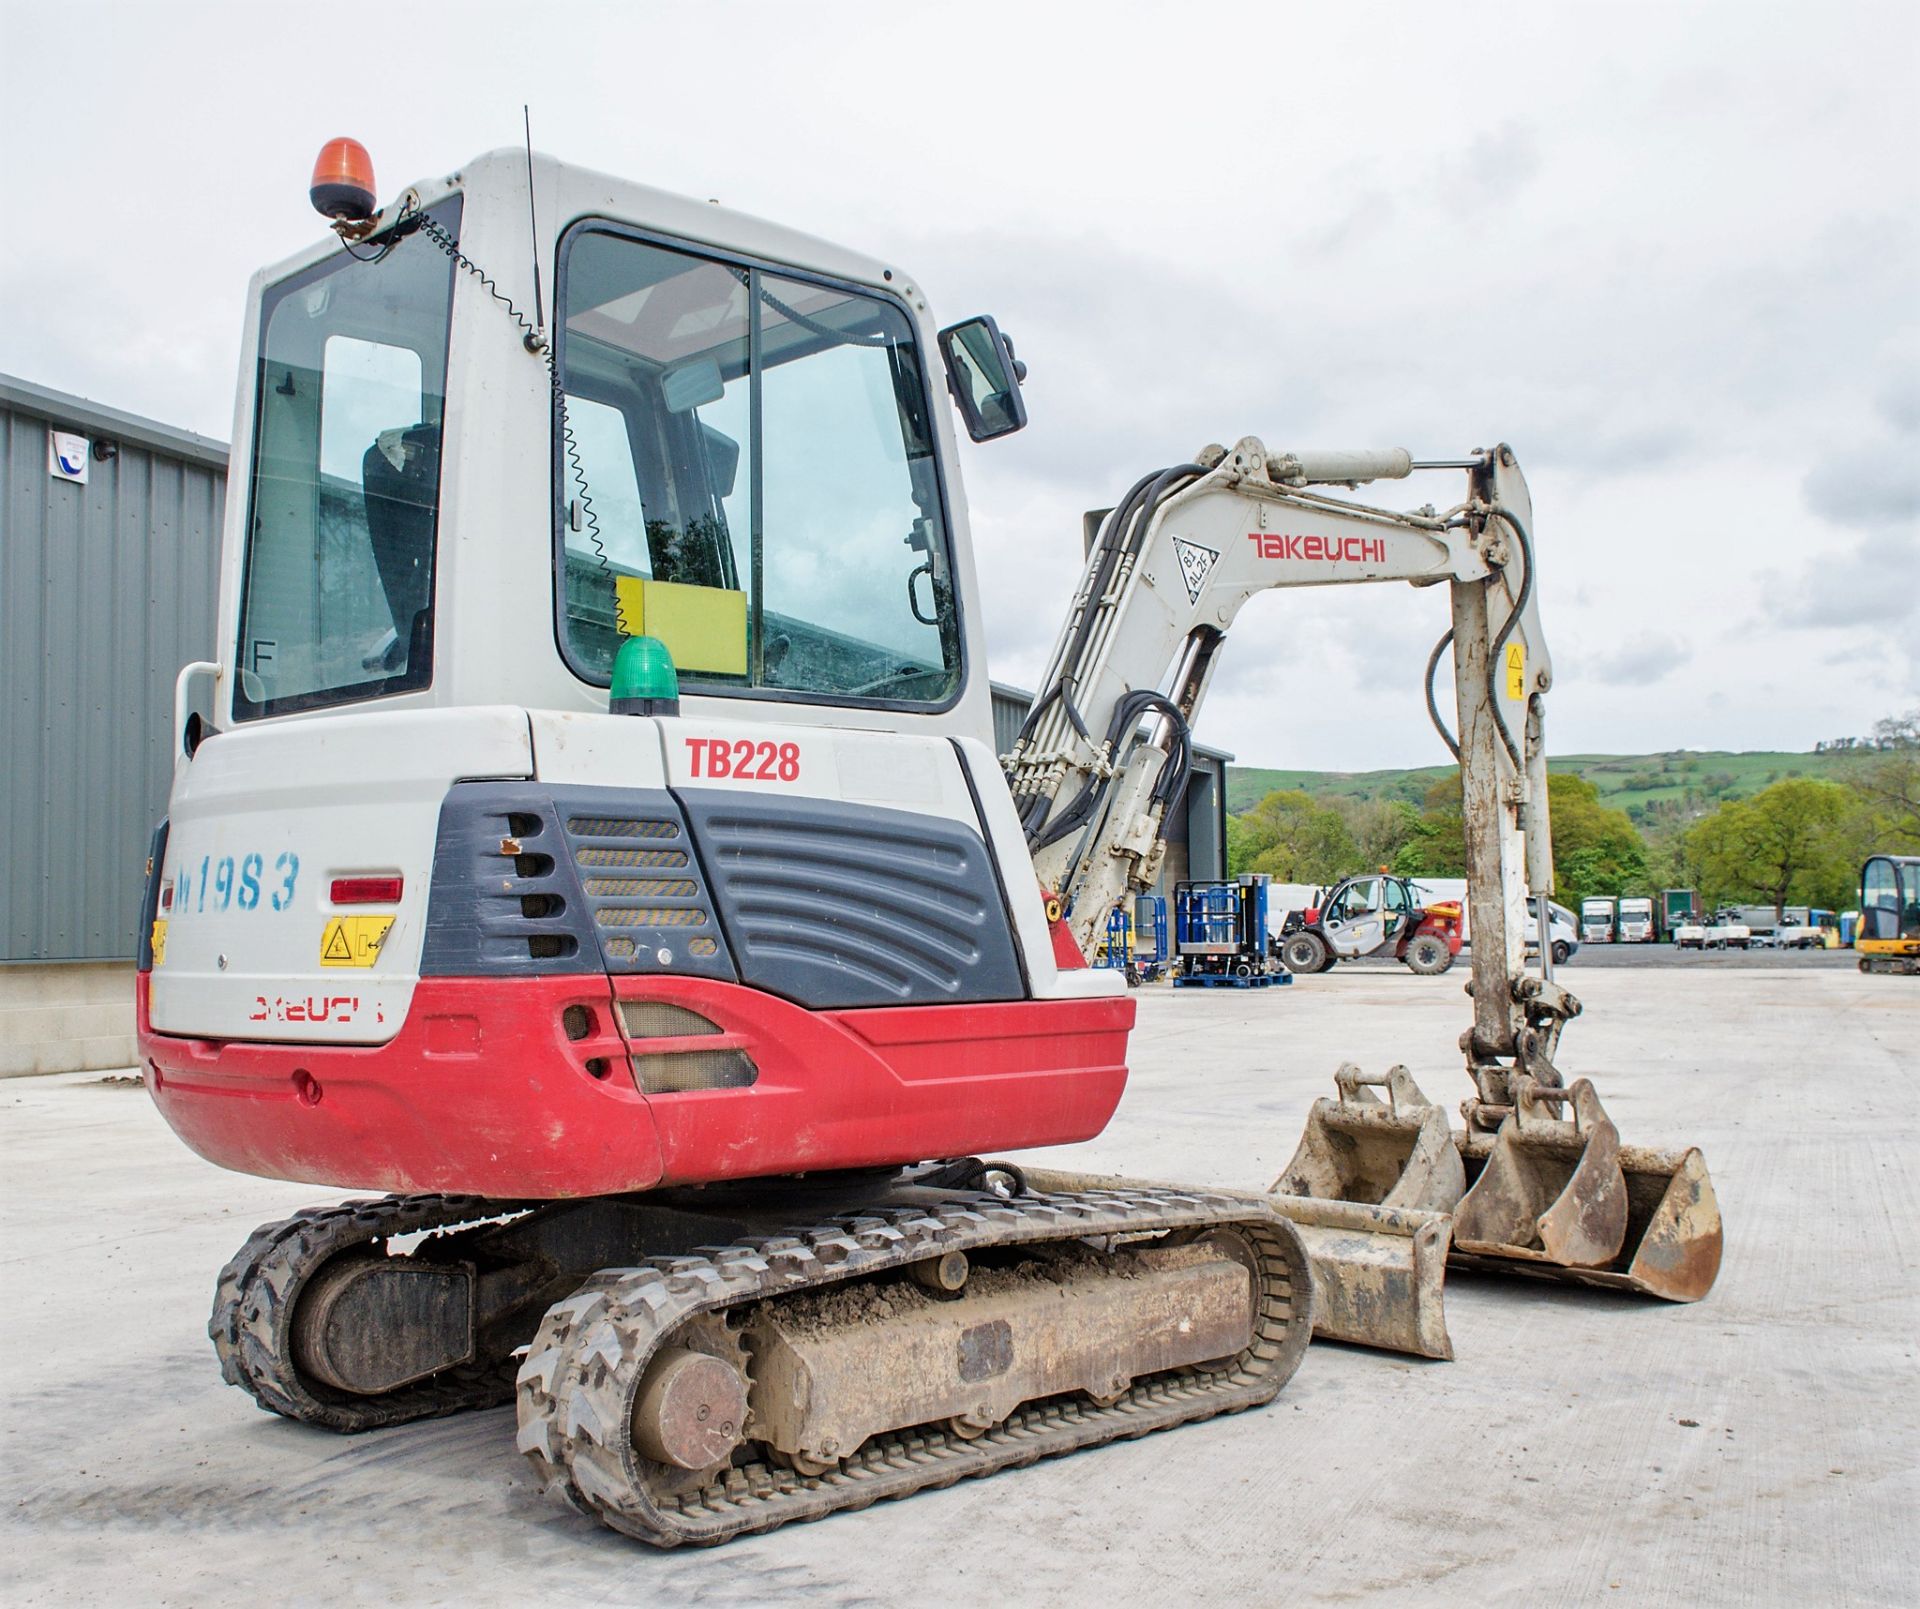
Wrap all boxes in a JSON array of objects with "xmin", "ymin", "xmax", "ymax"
[
  {"xmin": 1224, "ymin": 809, "xmax": 1268, "ymax": 875},
  {"xmin": 1227, "ymin": 789, "xmax": 1358, "ymax": 884},
  {"xmin": 1384, "ymin": 770, "xmax": 1647, "ymax": 906},
  {"xmin": 1392, "ymin": 772, "xmax": 1466, "ymax": 878},
  {"xmin": 1544, "ymin": 773, "xmax": 1648, "ymax": 907},
  {"xmin": 1852, "ymin": 708, "xmax": 1920, "ymax": 851},
  {"xmin": 1649, "ymin": 818, "xmax": 1711, "ymax": 899},
  {"xmin": 1683, "ymin": 778, "xmax": 1856, "ymax": 918},
  {"xmin": 1333, "ymin": 795, "xmax": 1422, "ymax": 870}
]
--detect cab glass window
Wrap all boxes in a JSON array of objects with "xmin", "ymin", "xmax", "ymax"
[
  {"xmin": 1862, "ymin": 857, "xmax": 1904, "ymax": 939},
  {"xmin": 1334, "ymin": 880, "xmax": 1378, "ymax": 919},
  {"xmin": 556, "ymin": 226, "xmax": 960, "ymax": 707},
  {"xmin": 235, "ymin": 198, "xmax": 460, "ymax": 718}
]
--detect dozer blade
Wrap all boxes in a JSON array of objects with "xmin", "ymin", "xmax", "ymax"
[
  {"xmin": 1450, "ymin": 1076, "xmax": 1724, "ymax": 1300},
  {"xmin": 1267, "ymin": 1065, "xmax": 1465, "ymax": 1359}
]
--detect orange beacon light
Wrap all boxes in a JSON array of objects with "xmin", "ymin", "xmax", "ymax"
[{"xmin": 310, "ymin": 138, "xmax": 378, "ymax": 222}]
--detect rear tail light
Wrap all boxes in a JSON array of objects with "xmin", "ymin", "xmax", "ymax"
[{"xmin": 332, "ymin": 876, "xmax": 404, "ymax": 904}]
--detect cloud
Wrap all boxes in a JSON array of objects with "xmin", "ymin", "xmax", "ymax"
[
  {"xmin": 1762, "ymin": 527, "xmax": 1920, "ymax": 632},
  {"xmin": 1579, "ymin": 633, "xmax": 1694, "ymax": 688},
  {"xmin": 1879, "ymin": 371, "xmax": 1920, "ymax": 435},
  {"xmin": 2, "ymin": 0, "xmax": 1915, "ymax": 770},
  {"xmin": 1450, "ymin": 123, "xmax": 1544, "ymax": 206},
  {"xmin": 1802, "ymin": 445, "xmax": 1920, "ymax": 530}
]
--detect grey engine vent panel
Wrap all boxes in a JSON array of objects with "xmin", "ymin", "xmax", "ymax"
[
  {"xmin": 420, "ymin": 782, "xmax": 737, "ymax": 981},
  {"xmin": 675, "ymin": 788, "xmax": 1024, "ymax": 1010}
]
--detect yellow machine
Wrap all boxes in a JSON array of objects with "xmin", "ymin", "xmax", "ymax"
[{"xmin": 1857, "ymin": 855, "xmax": 1920, "ymax": 974}]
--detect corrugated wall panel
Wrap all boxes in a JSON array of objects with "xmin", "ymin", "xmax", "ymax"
[{"xmin": 1, "ymin": 402, "xmax": 224, "ymax": 962}]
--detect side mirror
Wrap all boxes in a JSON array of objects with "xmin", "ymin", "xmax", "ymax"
[{"xmin": 938, "ymin": 315, "xmax": 1028, "ymax": 442}]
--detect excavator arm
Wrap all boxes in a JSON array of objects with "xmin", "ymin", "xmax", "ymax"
[
  {"xmin": 1009, "ymin": 436, "xmax": 1722, "ymax": 1356},
  {"xmin": 1006, "ymin": 435, "xmax": 1556, "ymax": 1061}
]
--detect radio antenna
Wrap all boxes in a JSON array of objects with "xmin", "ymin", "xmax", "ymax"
[{"xmin": 523, "ymin": 105, "xmax": 546, "ymax": 334}]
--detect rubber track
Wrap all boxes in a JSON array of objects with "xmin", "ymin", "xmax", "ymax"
[
  {"xmin": 515, "ymin": 1185, "xmax": 1310, "ymax": 1546},
  {"xmin": 210, "ymin": 1193, "xmax": 527, "ymax": 1432}
]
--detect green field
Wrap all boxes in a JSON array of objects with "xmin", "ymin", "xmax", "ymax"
[{"xmin": 1226, "ymin": 748, "xmax": 1872, "ymax": 818}]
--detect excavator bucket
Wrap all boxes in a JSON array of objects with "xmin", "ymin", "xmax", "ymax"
[
  {"xmin": 1268, "ymin": 1065, "xmax": 1465, "ymax": 1359},
  {"xmin": 1450, "ymin": 1075, "xmax": 1723, "ymax": 1301}
]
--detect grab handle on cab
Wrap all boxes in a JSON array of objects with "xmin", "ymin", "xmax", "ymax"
[{"xmin": 174, "ymin": 660, "xmax": 222, "ymax": 763}]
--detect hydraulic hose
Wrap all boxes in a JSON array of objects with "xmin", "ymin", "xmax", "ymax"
[
  {"xmin": 1047, "ymin": 465, "xmax": 1203, "ymax": 741},
  {"xmin": 1030, "ymin": 691, "xmax": 1193, "ymax": 854},
  {"xmin": 1424, "ymin": 626, "xmax": 1460, "ymax": 759},
  {"xmin": 1484, "ymin": 505, "xmax": 1535, "ymax": 774},
  {"xmin": 1016, "ymin": 463, "xmax": 1206, "ymax": 851},
  {"xmin": 1016, "ymin": 469, "xmax": 1162, "ymax": 752}
]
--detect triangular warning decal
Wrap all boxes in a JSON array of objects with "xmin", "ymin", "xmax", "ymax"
[
  {"xmin": 1171, "ymin": 535, "xmax": 1219, "ymax": 604},
  {"xmin": 321, "ymin": 921, "xmax": 353, "ymax": 963}
]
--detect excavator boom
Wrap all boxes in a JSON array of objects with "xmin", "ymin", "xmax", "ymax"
[{"xmin": 1005, "ymin": 434, "xmax": 1719, "ymax": 1354}]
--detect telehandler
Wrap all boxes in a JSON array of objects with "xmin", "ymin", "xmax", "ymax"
[
  {"xmin": 137, "ymin": 139, "xmax": 1719, "ymax": 1545},
  {"xmin": 1275, "ymin": 871, "xmax": 1464, "ymax": 975}
]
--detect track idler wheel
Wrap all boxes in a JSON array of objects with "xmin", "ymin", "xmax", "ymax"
[{"xmin": 631, "ymin": 1348, "xmax": 749, "ymax": 1472}]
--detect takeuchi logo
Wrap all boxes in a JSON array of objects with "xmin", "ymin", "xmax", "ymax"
[{"xmin": 1246, "ymin": 532, "xmax": 1387, "ymax": 564}]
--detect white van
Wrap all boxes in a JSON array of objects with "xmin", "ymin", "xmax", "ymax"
[{"xmin": 1524, "ymin": 901, "xmax": 1581, "ymax": 965}]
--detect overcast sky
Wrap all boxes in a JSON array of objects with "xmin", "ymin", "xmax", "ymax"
[{"xmin": 3, "ymin": 1, "xmax": 1914, "ymax": 770}]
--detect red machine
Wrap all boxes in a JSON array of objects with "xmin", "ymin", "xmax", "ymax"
[
  {"xmin": 137, "ymin": 138, "xmax": 1715, "ymax": 1550},
  {"xmin": 1278, "ymin": 873, "xmax": 1464, "ymax": 975}
]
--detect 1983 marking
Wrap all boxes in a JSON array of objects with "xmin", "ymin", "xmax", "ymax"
[{"xmin": 173, "ymin": 851, "xmax": 300, "ymax": 916}]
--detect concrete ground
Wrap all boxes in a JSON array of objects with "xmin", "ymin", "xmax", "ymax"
[{"xmin": 2, "ymin": 963, "xmax": 1913, "ymax": 1606}]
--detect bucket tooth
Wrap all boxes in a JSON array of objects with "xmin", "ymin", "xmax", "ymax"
[{"xmin": 1268, "ymin": 1064, "xmax": 1464, "ymax": 1359}]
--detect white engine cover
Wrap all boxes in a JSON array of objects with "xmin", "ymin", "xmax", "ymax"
[{"xmin": 148, "ymin": 707, "xmax": 533, "ymax": 1043}]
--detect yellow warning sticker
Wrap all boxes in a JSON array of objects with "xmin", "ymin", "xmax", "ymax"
[
  {"xmin": 1505, "ymin": 642, "xmax": 1526, "ymax": 701},
  {"xmin": 319, "ymin": 915, "xmax": 395, "ymax": 968},
  {"xmin": 150, "ymin": 919, "xmax": 167, "ymax": 967}
]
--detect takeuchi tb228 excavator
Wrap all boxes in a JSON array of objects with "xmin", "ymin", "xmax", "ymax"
[{"xmin": 137, "ymin": 140, "xmax": 1721, "ymax": 1546}]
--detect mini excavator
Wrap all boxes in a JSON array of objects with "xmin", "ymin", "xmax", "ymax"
[{"xmin": 137, "ymin": 140, "xmax": 1718, "ymax": 1546}]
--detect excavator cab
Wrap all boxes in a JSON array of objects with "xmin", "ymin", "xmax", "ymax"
[
  {"xmin": 146, "ymin": 151, "xmax": 1144, "ymax": 1190},
  {"xmin": 1857, "ymin": 854, "xmax": 1920, "ymax": 974}
]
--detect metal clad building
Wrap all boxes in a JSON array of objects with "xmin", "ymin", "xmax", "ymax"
[{"xmin": 1, "ymin": 376, "xmax": 225, "ymax": 1071}]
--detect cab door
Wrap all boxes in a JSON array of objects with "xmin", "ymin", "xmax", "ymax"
[{"xmin": 1324, "ymin": 878, "xmax": 1387, "ymax": 958}]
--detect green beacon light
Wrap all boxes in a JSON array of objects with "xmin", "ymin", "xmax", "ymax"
[{"xmin": 609, "ymin": 635, "xmax": 680, "ymax": 717}]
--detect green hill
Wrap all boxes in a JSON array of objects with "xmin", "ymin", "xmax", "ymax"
[{"xmin": 1227, "ymin": 748, "xmax": 1873, "ymax": 819}]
